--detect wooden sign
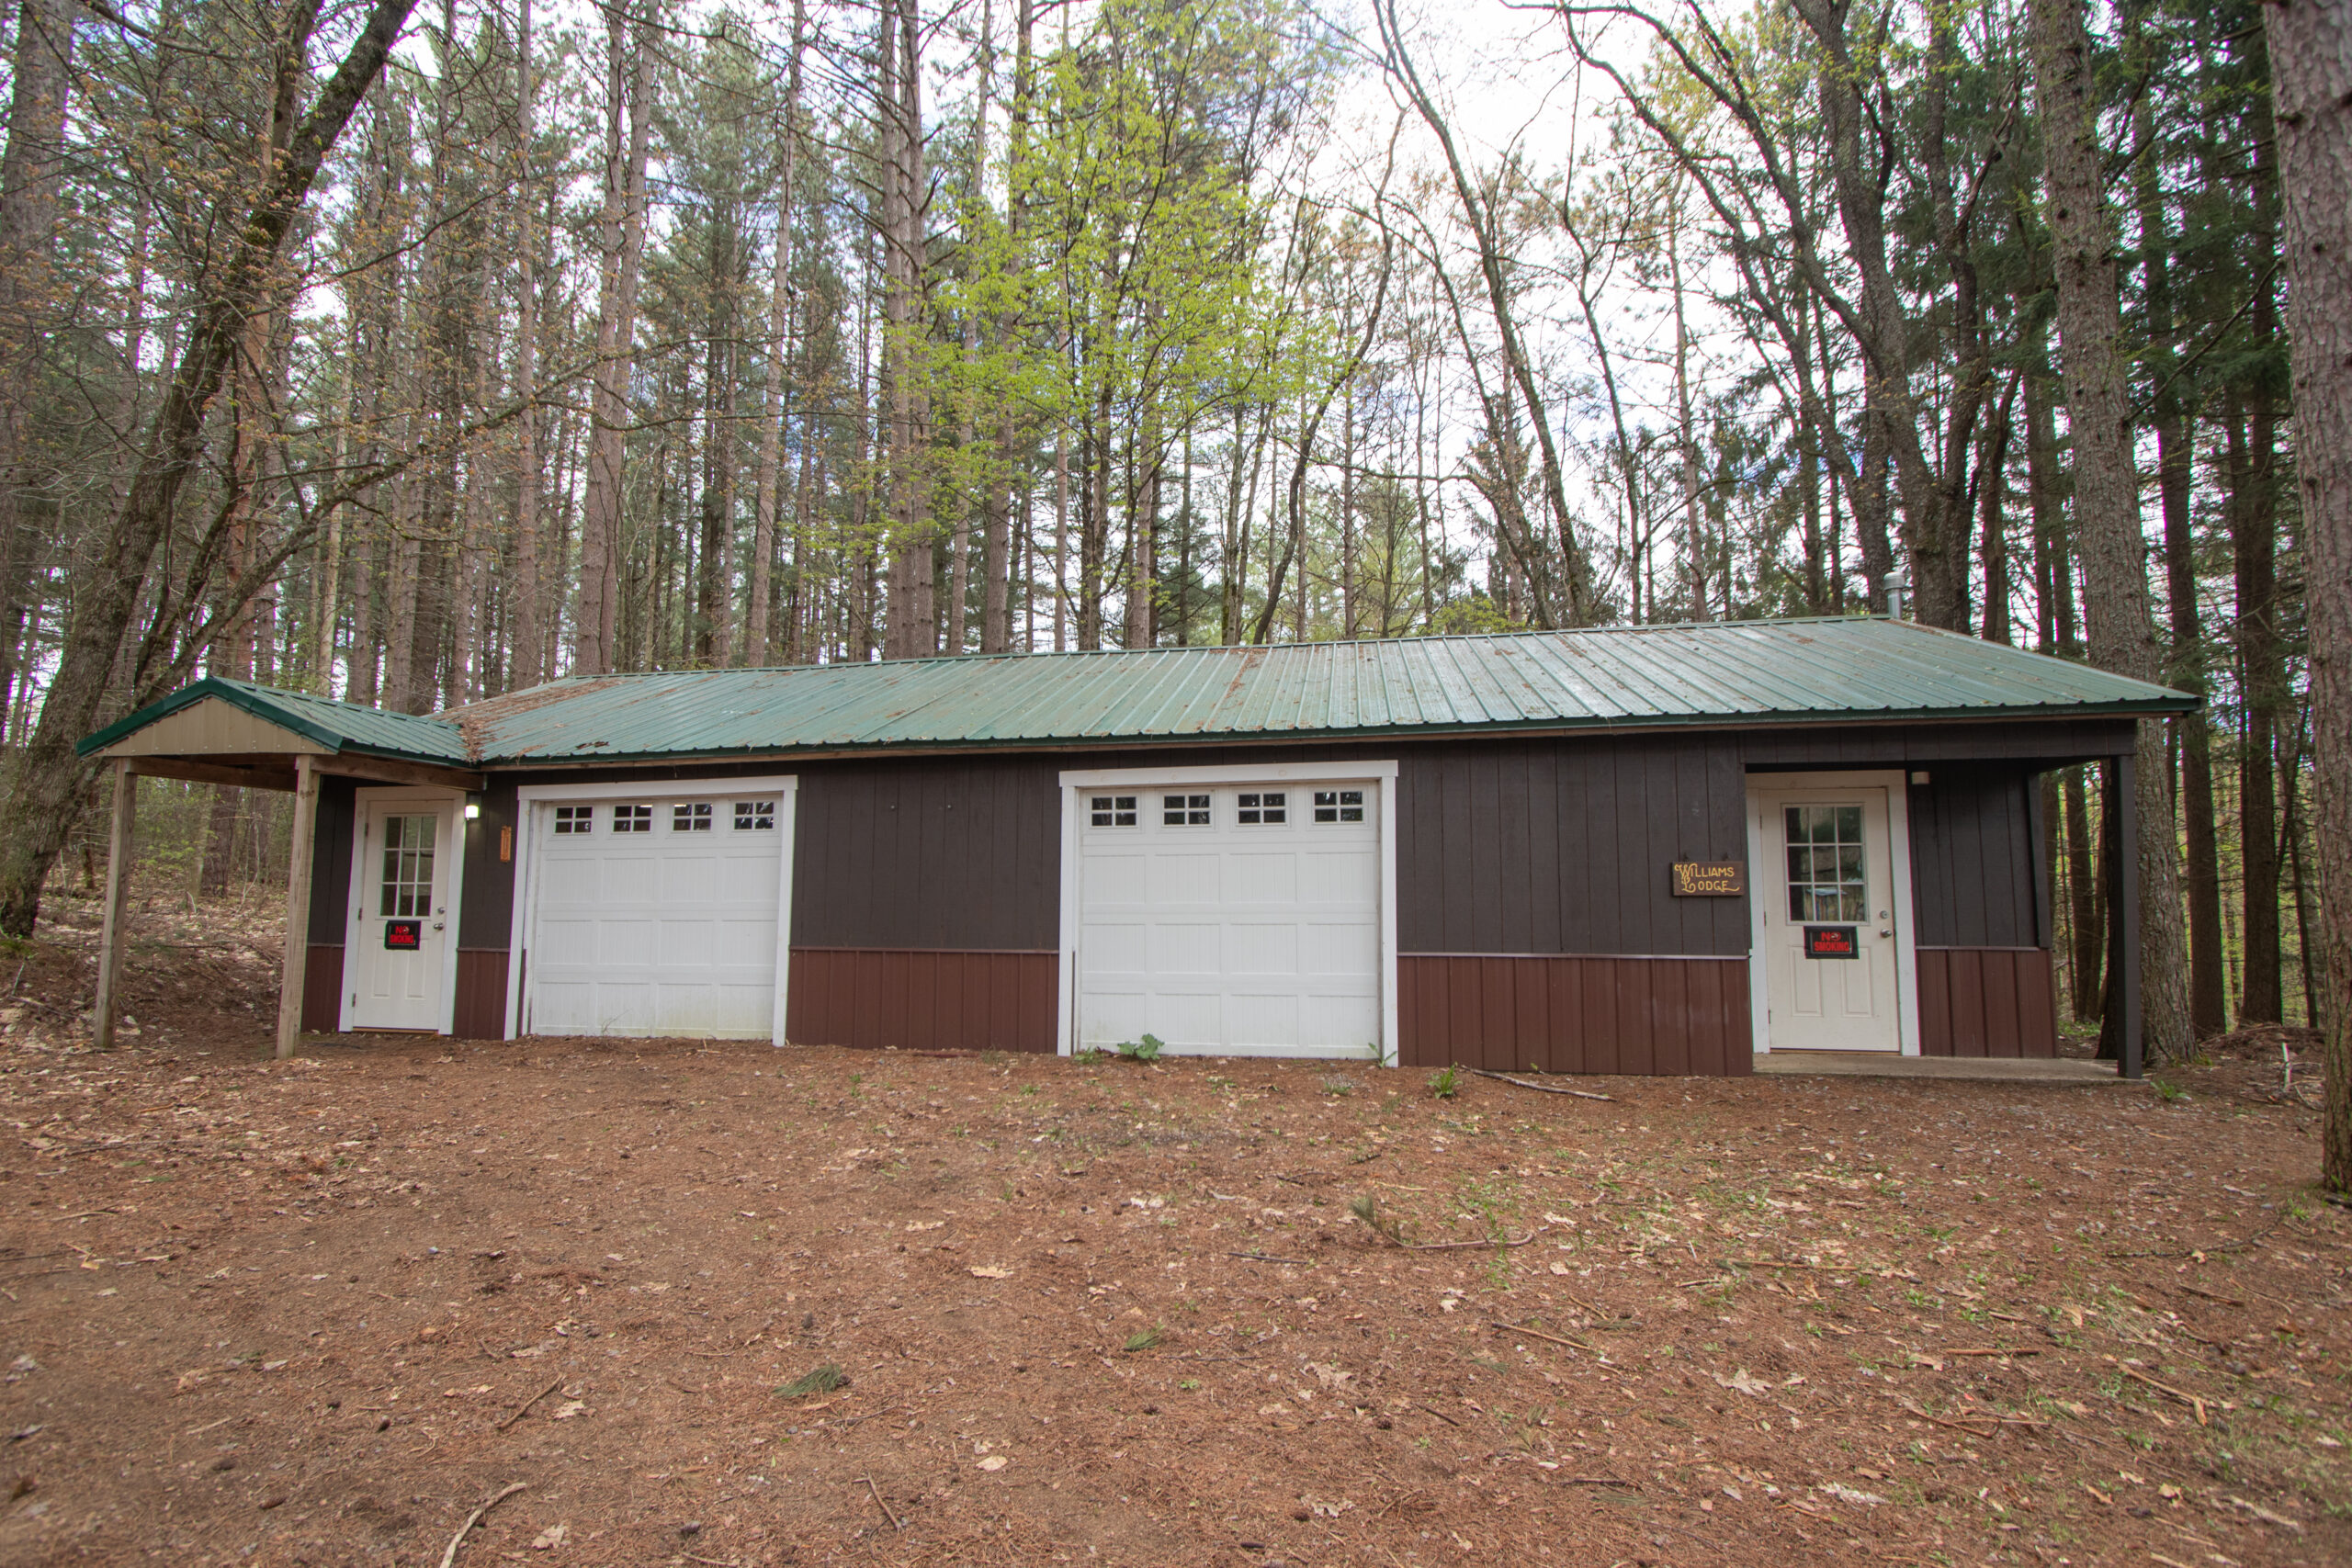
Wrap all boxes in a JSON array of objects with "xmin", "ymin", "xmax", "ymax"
[{"xmin": 1670, "ymin": 861, "xmax": 1746, "ymax": 897}]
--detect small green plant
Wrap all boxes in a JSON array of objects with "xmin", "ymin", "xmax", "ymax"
[
  {"xmin": 1319, "ymin": 1075, "xmax": 1356, "ymax": 1097},
  {"xmin": 1427, "ymin": 1064, "xmax": 1462, "ymax": 1100},
  {"xmin": 1178, "ymin": 1377, "xmax": 1202, "ymax": 1392},
  {"xmin": 1073, "ymin": 1046, "xmax": 1106, "ymax": 1066},
  {"xmin": 1116, "ymin": 1033, "xmax": 1165, "ymax": 1064},
  {"xmin": 980, "ymin": 1049, "xmax": 1009, "ymax": 1066},
  {"xmin": 1350, "ymin": 1192, "xmax": 1413, "ymax": 1247},
  {"xmin": 1123, "ymin": 1325, "xmax": 1165, "ymax": 1352},
  {"xmin": 775, "ymin": 1364, "xmax": 847, "ymax": 1399},
  {"xmin": 2153, "ymin": 1078, "xmax": 2189, "ymax": 1103},
  {"xmin": 1367, "ymin": 1038, "xmax": 1396, "ymax": 1068}
]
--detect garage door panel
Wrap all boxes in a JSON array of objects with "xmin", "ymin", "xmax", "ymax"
[
  {"xmin": 1302, "ymin": 850, "xmax": 1377, "ymax": 901},
  {"xmin": 1227, "ymin": 992, "xmax": 1299, "ymax": 1045},
  {"xmin": 718, "ymin": 856, "xmax": 780, "ymax": 902},
  {"xmin": 1226, "ymin": 922, "xmax": 1298, "ymax": 975},
  {"xmin": 659, "ymin": 855, "xmax": 720, "ymax": 902},
  {"xmin": 1153, "ymin": 921, "xmax": 1224, "ymax": 975},
  {"xmin": 1083, "ymin": 852, "xmax": 1145, "ymax": 901},
  {"xmin": 1302, "ymin": 920, "xmax": 1377, "ymax": 975},
  {"xmin": 1301, "ymin": 994, "xmax": 1380, "ymax": 1048},
  {"xmin": 1077, "ymin": 779, "xmax": 1384, "ymax": 1058},
  {"xmin": 657, "ymin": 919, "xmax": 720, "ymax": 966},
  {"xmin": 597, "ymin": 919, "xmax": 657, "ymax": 963},
  {"xmin": 1151, "ymin": 852, "xmax": 1221, "ymax": 902},
  {"xmin": 1225, "ymin": 853, "xmax": 1298, "ymax": 904},
  {"xmin": 541, "ymin": 859, "xmax": 599, "ymax": 903}
]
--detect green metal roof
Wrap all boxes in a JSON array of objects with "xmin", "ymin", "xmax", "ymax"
[
  {"xmin": 81, "ymin": 619, "xmax": 2193, "ymax": 769},
  {"xmin": 75, "ymin": 675, "xmax": 471, "ymax": 762}
]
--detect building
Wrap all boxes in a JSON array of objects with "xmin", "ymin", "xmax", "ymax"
[{"xmin": 75, "ymin": 616, "xmax": 2190, "ymax": 1076}]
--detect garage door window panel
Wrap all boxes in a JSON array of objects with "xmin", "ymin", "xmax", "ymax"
[
  {"xmin": 613, "ymin": 804, "xmax": 652, "ymax": 833},
  {"xmin": 1090, "ymin": 795, "xmax": 1137, "ymax": 828},
  {"xmin": 673, "ymin": 802, "xmax": 713, "ymax": 832}
]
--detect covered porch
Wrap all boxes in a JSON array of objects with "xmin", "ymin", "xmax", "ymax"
[{"xmin": 74, "ymin": 679, "xmax": 481, "ymax": 1057}]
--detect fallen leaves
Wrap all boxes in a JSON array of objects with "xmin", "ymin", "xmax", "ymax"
[
  {"xmin": 967, "ymin": 1265, "xmax": 1012, "ymax": 1280},
  {"xmin": 1713, "ymin": 1369, "xmax": 1770, "ymax": 1397}
]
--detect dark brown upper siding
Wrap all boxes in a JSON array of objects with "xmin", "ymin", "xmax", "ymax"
[
  {"xmin": 456, "ymin": 778, "xmax": 519, "ymax": 951},
  {"xmin": 1906, "ymin": 765, "xmax": 2041, "ymax": 948},
  {"xmin": 307, "ymin": 777, "xmax": 357, "ymax": 944},
  {"xmin": 791, "ymin": 755, "xmax": 1064, "ymax": 950},
  {"xmin": 1396, "ymin": 736, "xmax": 1750, "ymax": 957}
]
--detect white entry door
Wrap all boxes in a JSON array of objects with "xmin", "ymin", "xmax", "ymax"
[
  {"xmin": 1073, "ymin": 779, "xmax": 1384, "ymax": 1057},
  {"xmin": 526, "ymin": 792, "xmax": 790, "ymax": 1039},
  {"xmin": 1754, "ymin": 784, "xmax": 1904, "ymax": 1052},
  {"xmin": 346, "ymin": 794, "xmax": 459, "ymax": 1031}
]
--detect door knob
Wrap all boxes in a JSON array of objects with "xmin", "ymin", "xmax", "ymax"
[{"xmin": 432, "ymin": 921, "xmax": 446, "ymax": 931}]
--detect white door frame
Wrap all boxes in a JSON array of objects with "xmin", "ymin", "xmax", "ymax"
[
  {"xmin": 1056, "ymin": 760, "xmax": 1401, "ymax": 1064},
  {"xmin": 1743, "ymin": 769, "xmax": 1920, "ymax": 1057},
  {"xmin": 505, "ymin": 775, "xmax": 799, "ymax": 1044},
  {"xmin": 340, "ymin": 786, "xmax": 469, "ymax": 1034}
]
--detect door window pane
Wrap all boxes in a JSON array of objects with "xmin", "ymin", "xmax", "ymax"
[
  {"xmin": 1783, "ymin": 805, "xmax": 1867, "ymax": 920},
  {"xmin": 613, "ymin": 805, "xmax": 653, "ymax": 834},
  {"xmin": 1089, "ymin": 795, "xmax": 1137, "ymax": 828},
  {"xmin": 733, "ymin": 801, "xmax": 775, "ymax": 830},
  {"xmin": 672, "ymin": 801, "xmax": 713, "ymax": 831},
  {"xmin": 553, "ymin": 805, "xmax": 593, "ymax": 835},
  {"xmin": 379, "ymin": 814, "xmax": 437, "ymax": 919}
]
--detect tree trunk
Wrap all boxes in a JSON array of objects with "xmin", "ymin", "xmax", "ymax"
[
  {"xmin": 2030, "ymin": 0, "xmax": 2193, "ymax": 1066},
  {"xmin": 881, "ymin": 0, "xmax": 933, "ymax": 660},
  {"xmin": 2133, "ymin": 59, "xmax": 2225, "ymax": 1036},
  {"xmin": 576, "ymin": 4, "xmax": 654, "ymax": 675},
  {"xmin": 509, "ymin": 0, "xmax": 542, "ymax": 688},
  {"xmin": 748, "ymin": 1, "xmax": 803, "ymax": 669},
  {"xmin": 0, "ymin": 0, "xmax": 74, "ymax": 730},
  {"xmin": 2264, "ymin": 0, "xmax": 2352, "ymax": 1188},
  {"xmin": 0, "ymin": 0, "xmax": 417, "ymax": 938}
]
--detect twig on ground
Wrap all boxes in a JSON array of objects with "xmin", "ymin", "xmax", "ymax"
[
  {"xmin": 436, "ymin": 1482, "xmax": 526, "ymax": 1568},
  {"xmin": 1562, "ymin": 1475, "xmax": 1642, "ymax": 1488},
  {"xmin": 2120, "ymin": 1366, "xmax": 2209, "ymax": 1426},
  {"xmin": 1416, "ymin": 1403, "xmax": 1463, "ymax": 1427},
  {"xmin": 1486, "ymin": 1320, "xmax": 1596, "ymax": 1354},
  {"xmin": 863, "ymin": 1475, "xmax": 903, "ymax": 1530},
  {"xmin": 2107, "ymin": 1218, "xmax": 2280, "ymax": 1260},
  {"xmin": 492, "ymin": 1377, "xmax": 562, "ymax": 1432},
  {"xmin": 1227, "ymin": 1251, "xmax": 1313, "ymax": 1265},
  {"xmin": 1942, "ymin": 1347, "xmax": 2041, "ymax": 1358},
  {"xmin": 1469, "ymin": 1069, "xmax": 1612, "ymax": 1101}
]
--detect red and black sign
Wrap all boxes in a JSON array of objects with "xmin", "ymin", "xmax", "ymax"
[
  {"xmin": 1803, "ymin": 925, "xmax": 1859, "ymax": 959},
  {"xmin": 383, "ymin": 919, "xmax": 423, "ymax": 951}
]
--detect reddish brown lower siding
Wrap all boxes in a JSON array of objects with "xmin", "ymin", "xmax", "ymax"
[
  {"xmin": 786, "ymin": 949, "xmax": 1057, "ymax": 1053},
  {"xmin": 454, "ymin": 951, "xmax": 509, "ymax": 1040},
  {"xmin": 301, "ymin": 946, "xmax": 343, "ymax": 1033},
  {"xmin": 1398, "ymin": 954, "xmax": 1752, "ymax": 1076},
  {"xmin": 1917, "ymin": 947, "xmax": 2057, "ymax": 1057}
]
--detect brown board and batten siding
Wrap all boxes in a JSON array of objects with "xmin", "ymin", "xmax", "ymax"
[
  {"xmin": 1393, "ymin": 734, "xmax": 1754, "ymax": 1073},
  {"xmin": 787, "ymin": 755, "xmax": 1062, "ymax": 1051},
  {"xmin": 1905, "ymin": 764, "xmax": 2057, "ymax": 1057}
]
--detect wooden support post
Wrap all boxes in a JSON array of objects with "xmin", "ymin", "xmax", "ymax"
[
  {"xmin": 276, "ymin": 754, "xmax": 320, "ymax": 1060},
  {"xmin": 2114, "ymin": 751, "xmax": 2143, "ymax": 1081},
  {"xmin": 92, "ymin": 759, "xmax": 137, "ymax": 1051}
]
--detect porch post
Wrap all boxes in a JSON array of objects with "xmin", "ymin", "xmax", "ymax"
[
  {"xmin": 275, "ymin": 754, "xmax": 319, "ymax": 1060},
  {"xmin": 2112, "ymin": 751, "xmax": 2143, "ymax": 1080},
  {"xmin": 92, "ymin": 759, "xmax": 136, "ymax": 1051}
]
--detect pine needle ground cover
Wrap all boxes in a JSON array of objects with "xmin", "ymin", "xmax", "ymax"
[{"xmin": 0, "ymin": 979, "xmax": 2341, "ymax": 1565}]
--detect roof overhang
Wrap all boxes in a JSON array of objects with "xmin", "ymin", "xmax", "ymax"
[{"xmin": 81, "ymin": 683, "xmax": 484, "ymax": 792}]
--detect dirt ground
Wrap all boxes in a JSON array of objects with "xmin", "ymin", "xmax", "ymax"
[{"xmin": 0, "ymin": 893, "xmax": 2346, "ymax": 1568}]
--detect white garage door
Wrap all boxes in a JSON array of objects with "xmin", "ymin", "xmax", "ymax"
[
  {"xmin": 527, "ymin": 793, "xmax": 789, "ymax": 1038},
  {"xmin": 1075, "ymin": 780, "xmax": 1384, "ymax": 1057}
]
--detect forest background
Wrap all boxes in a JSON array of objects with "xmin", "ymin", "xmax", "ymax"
[{"xmin": 0, "ymin": 0, "xmax": 2342, "ymax": 1125}]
